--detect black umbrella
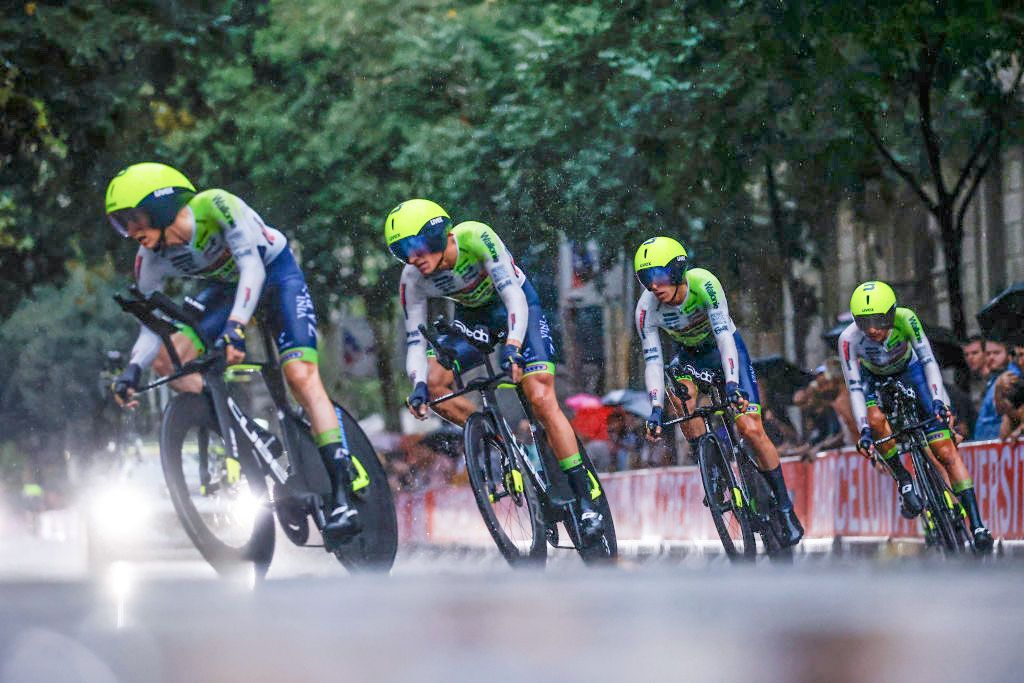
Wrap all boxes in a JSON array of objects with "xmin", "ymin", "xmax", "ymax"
[
  {"xmin": 752, "ymin": 355, "xmax": 814, "ymax": 398},
  {"xmin": 977, "ymin": 281, "xmax": 1024, "ymax": 346},
  {"xmin": 821, "ymin": 321, "xmax": 849, "ymax": 351},
  {"xmin": 916, "ymin": 321, "xmax": 965, "ymax": 369}
]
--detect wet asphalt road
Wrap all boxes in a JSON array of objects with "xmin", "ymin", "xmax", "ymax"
[{"xmin": 1, "ymin": 536, "xmax": 1023, "ymax": 683}]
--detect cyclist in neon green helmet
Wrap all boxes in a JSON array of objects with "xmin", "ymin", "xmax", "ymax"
[
  {"xmin": 105, "ymin": 162, "xmax": 362, "ymax": 542},
  {"xmin": 385, "ymin": 198, "xmax": 608, "ymax": 541},
  {"xmin": 839, "ymin": 281, "xmax": 992, "ymax": 550},
  {"xmin": 633, "ymin": 235, "xmax": 804, "ymax": 547}
]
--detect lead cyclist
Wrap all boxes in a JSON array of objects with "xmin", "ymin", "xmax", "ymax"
[
  {"xmin": 633, "ymin": 236, "xmax": 804, "ymax": 547},
  {"xmin": 104, "ymin": 163, "xmax": 360, "ymax": 542},
  {"xmin": 384, "ymin": 199, "xmax": 607, "ymax": 541},
  {"xmin": 839, "ymin": 280, "xmax": 993, "ymax": 551}
]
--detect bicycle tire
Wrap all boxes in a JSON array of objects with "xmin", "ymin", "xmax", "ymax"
[
  {"xmin": 326, "ymin": 402, "xmax": 399, "ymax": 572},
  {"xmin": 698, "ymin": 434, "xmax": 755, "ymax": 560},
  {"xmin": 911, "ymin": 447, "xmax": 963, "ymax": 555},
  {"xmin": 563, "ymin": 443, "xmax": 618, "ymax": 564},
  {"xmin": 464, "ymin": 412, "xmax": 546, "ymax": 566},
  {"xmin": 160, "ymin": 392, "xmax": 276, "ymax": 576}
]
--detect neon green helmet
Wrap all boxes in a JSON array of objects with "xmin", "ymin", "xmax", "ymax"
[
  {"xmin": 105, "ymin": 162, "xmax": 196, "ymax": 236},
  {"xmin": 384, "ymin": 199, "xmax": 452, "ymax": 262},
  {"xmin": 633, "ymin": 236, "xmax": 689, "ymax": 289},
  {"xmin": 850, "ymin": 281, "xmax": 897, "ymax": 331}
]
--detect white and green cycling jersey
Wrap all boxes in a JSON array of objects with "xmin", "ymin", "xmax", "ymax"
[
  {"xmin": 129, "ymin": 189, "xmax": 286, "ymax": 368},
  {"xmin": 401, "ymin": 221, "xmax": 529, "ymax": 385},
  {"xmin": 838, "ymin": 307, "xmax": 945, "ymax": 430},
  {"xmin": 635, "ymin": 268, "xmax": 739, "ymax": 408}
]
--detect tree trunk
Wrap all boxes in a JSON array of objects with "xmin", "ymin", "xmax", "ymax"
[
  {"xmin": 365, "ymin": 293, "xmax": 401, "ymax": 433},
  {"xmin": 936, "ymin": 205, "xmax": 968, "ymax": 343}
]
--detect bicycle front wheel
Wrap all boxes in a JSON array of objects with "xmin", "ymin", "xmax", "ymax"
[
  {"xmin": 912, "ymin": 447, "xmax": 964, "ymax": 555},
  {"xmin": 464, "ymin": 412, "xmax": 546, "ymax": 566},
  {"xmin": 697, "ymin": 434, "xmax": 755, "ymax": 560},
  {"xmin": 160, "ymin": 392, "xmax": 275, "ymax": 576}
]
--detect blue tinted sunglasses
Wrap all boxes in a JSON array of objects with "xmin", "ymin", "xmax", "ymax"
[
  {"xmin": 636, "ymin": 260, "xmax": 687, "ymax": 290},
  {"xmin": 389, "ymin": 221, "xmax": 450, "ymax": 262}
]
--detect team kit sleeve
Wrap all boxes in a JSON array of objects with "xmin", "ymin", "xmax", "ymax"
[
  {"xmin": 838, "ymin": 324, "xmax": 870, "ymax": 430},
  {"xmin": 636, "ymin": 293, "xmax": 667, "ymax": 408},
  {"xmin": 400, "ymin": 266, "xmax": 430, "ymax": 386},
  {"xmin": 698, "ymin": 270, "xmax": 741, "ymax": 386},
  {"xmin": 476, "ymin": 225, "xmax": 530, "ymax": 345},
  {"xmin": 209, "ymin": 191, "xmax": 266, "ymax": 324},
  {"xmin": 900, "ymin": 308, "xmax": 945, "ymax": 405},
  {"xmin": 127, "ymin": 248, "xmax": 171, "ymax": 369}
]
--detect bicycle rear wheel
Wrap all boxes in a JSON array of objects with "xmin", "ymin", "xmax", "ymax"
[
  {"xmin": 464, "ymin": 412, "xmax": 546, "ymax": 566},
  {"xmin": 327, "ymin": 402, "xmax": 399, "ymax": 572},
  {"xmin": 698, "ymin": 434, "xmax": 755, "ymax": 560},
  {"xmin": 160, "ymin": 392, "xmax": 275, "ymax": 576}
]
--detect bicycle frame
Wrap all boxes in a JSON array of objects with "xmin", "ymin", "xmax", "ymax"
[
  {"xmin": 420, "ymin": 321, "xmax": 576, "ymax": 511},
  {"xmin": 114, "ymin": 289, "xmax": 330, "ymax": 501}
]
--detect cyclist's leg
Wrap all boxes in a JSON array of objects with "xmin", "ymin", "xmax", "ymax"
[
  {"xmin": 151, "ymin": 283, "xmax": 233, "ymax": 393},
  {"xmin": 424, "ymin": 306, "xmax": 487, "ymax": 425},
  {"xmin": 265, "ymin": 249, "xmax": 358, "ymax": 536},
  {"xmin": 719, "ymin": 332, "xmax": 803, "ymax": 542},
  {"xmin": 666, "ymin": 347, "xmax": 707, "ymax": 442},
  {"xmin": 425, "ymin": 356, "xmax": 475, "ymax": 425},
  {"xmin": 517, "ymin": 297, "xmax": 604, "ymax": 536},
  {"xmin": 906, "ymin": 362, "xmax": 989, "ymax": 539}
]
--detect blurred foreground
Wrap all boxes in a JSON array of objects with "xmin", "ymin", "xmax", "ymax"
[{"xmin": 0, "ymin": 525, "xmax": 1022, "ymax": 683}]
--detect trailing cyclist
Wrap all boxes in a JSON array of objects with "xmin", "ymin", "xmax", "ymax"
[
  {"xmin": 634, "ymin": 236, "xmax": 804, "ymax": 547},
  {"xmin": 104, "ymin": 162, "xmax": 361, "ymax": 543},
  {"xmin": 838, "ymin": 280, "xmax": 993, "ymax": 551},
  {"xmin": 385, "ymin": 199, "xmax": 607, "ymax": 541}
]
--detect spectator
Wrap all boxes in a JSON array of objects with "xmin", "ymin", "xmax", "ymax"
[
  {"xmin": 972, "ymin": 340, "xmax": 1022, "ymax": 441},
  {"xmin": 999, "ymin": 375, "xmax": 1024, "ymax": 441},
  {"xmin": 800, "ymin": 360, "xmax": 857, "ymax": 447},
  {"xmin": 963, "ymin": 335, "xmax": 988, "ymax": 377},
  {"xmin": 606, "ymin": 409, "xmax": 643, "ymax": 470},
  {"xmin": 790, "ymin": 383, "xmax": 844, "ymax": 459}
]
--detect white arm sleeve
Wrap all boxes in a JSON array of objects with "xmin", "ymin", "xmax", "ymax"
[
  {"xmin": 128, "ymin": 249, "xmax": 170, "ymax": 369},
  {"xmin": 702, "ymin": 273, "xmax": 740, "ymax": 386},
  {"xmin": 636, "ymin": 295, "xmax": 666, "ymax": 409},
  {"xmin": 838, "ymin": 324, "xmax": 869, "ymax": 431},
  {"xmin": 485, "ymin": 237, "xmax": 529, "ymax": 344},
  {"xmin": 219, "ymin": 198, "xmax": 266, "ymax": 324},
  {"xmin": 400, "ymin": 267, "xmax": 429, "ymax": 386},
  {"xmin": 907, "ymin": 321, "xmax": 944, "ymax": 404}
]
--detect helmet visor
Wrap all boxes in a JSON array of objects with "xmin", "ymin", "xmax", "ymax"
[
  {"xmin": 854, "ymin": 311, "xmax": 895, "ymax": 332},
  {"xmin": 388, "ymin": 222, "xmax": 449, "ymax": 262},
  {"xmin": 636, "ymin": 261, "xmax": 686, "ymax": 290},
  {"xmin": 107, "ymin": 207, "xmax": 150, "ymax": 237}
]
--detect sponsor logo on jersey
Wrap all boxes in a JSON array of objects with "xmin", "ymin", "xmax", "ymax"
[
  {"xmin": 212, "ymin": 194, "xmax": 236, "ymax": 227},
  {"xmin": 703, "ymin": 280, "xmax": 719, "ymax": 308},
  {"xmin": 281, "ymin": 350, "xmax": 303, "ymax": 362},
  {"xmin": 909, "ymin": 315, "xmax": 923, "ymax": 342},
  {"xmin": 400, "ymin": 283, "xmax": 408, "ymax": 318},
  {"xmin": 638, "ymin": 309, "xmax": 647, "ymax": 332},
  {"xmin": 480, "ymin": 231, "xmax": 499, "ymax": 260}
]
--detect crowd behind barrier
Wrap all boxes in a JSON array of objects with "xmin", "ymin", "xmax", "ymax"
[{"xmin": 393, "ymin": 438, "xmax": 1024, "ymax": 545}]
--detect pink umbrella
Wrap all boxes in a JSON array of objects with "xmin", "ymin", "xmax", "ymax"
[{"xmin": 565, "ymin": 393, "xmax": 603, "ymax": 411}]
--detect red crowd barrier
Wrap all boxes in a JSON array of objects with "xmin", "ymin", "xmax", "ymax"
[{"xmin": 394, "ymin": 439, "xmax": 1024, "ymax": 545}]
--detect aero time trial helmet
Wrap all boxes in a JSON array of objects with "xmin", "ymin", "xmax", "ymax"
[
  {"xmin": 384, "ymin": 199, "xmax": 452, "ymax": 262},
  {"xmin": 633, "ymin": 236, "xmax": 689, "ymax": 290},
  {"xmin": 850, "ymin": 281, "xmax": 897, "ymax": 331},
  {"xmin": 105, "ymin": 163, "xmax": 196, "ymax": 236}
]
